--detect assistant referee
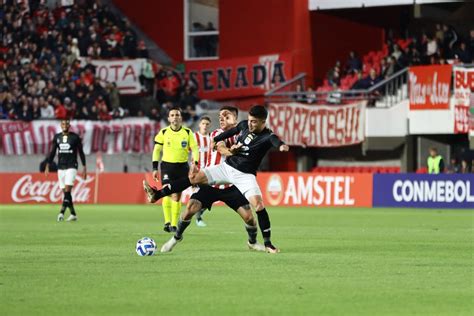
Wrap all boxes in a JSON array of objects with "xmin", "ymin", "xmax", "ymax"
[{"xmin": 151, "ymin": 107, "xmax": 199, "ymax": 232}]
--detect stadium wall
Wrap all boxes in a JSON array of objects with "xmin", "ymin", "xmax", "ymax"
[{"xmin": 0, "ymin": 173, "xmax": 472, "ymax": 209}]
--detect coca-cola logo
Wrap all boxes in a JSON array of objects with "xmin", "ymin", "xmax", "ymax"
[{"xmin": 11, "ymin": 174, "xmax": 94, "ymax": 203}]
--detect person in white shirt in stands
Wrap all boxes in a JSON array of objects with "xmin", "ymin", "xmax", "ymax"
[{"xmin": 39, "ymin": 96, "xmax": 55, "ymax": 119}]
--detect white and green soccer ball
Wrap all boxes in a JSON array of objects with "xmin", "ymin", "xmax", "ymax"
[{"xmin": 136, "ymin": 237, "xmax": 157, "ymax": 256}]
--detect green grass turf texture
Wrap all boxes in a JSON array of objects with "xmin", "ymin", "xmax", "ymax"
[{"xmin": 0, "ymin": 204, "xmax": 472, "ymax": 316}]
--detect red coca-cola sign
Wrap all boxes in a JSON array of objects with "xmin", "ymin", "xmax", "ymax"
[{"xmin": 11, "ymin": 174, "xmax": 94, "ymax": 203}]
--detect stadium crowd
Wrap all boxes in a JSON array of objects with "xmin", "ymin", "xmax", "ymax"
[
  {"xmin": 0, "ymin": 0, "xmax": 200, "ymax": 124},
  {"xmin": 302, "ymin": 24, "xmax": 474, "ymax": 104}
]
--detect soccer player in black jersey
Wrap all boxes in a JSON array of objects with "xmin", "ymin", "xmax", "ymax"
[
  {"xmin": 45, "ymin": 119, "xmax": 87, "ymax": 221},
  {"xmin": 144, "ymin": 105, "xmax": 289, "ymax": 253}
]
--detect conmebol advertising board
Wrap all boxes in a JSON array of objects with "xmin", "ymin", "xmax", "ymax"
[{"xmin": 373, "ymin": 174, "xmax": 474, "ymax": 209}]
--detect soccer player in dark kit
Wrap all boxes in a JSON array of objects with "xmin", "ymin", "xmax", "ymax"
[
  {"xmin": 144, "ymin": 105, "xmax": 289, "ymax": 253},
  {"xmin": 45, "ymin": 119, "xmax": 87, "ymax": 221}
]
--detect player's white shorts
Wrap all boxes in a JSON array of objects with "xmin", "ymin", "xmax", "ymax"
[
  {"xmin": 202, "ymin": 163, "xmax": 262, "ymax": 200},
  {"xmin": 57, "ymin": 168, "xmax": 77, "ymax": 189}
]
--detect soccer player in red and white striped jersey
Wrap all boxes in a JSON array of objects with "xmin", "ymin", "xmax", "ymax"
[
  {"xmin": 194, "ymin": 117, "xmax": 211, "ymax": 169},
  {"xmin": 194, "ymin": 116, "xmax": 211, "ymax": 226}
]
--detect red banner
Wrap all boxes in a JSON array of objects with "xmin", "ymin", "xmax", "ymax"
[
  {"xmin": 0, "ymin": 118, "xmax": 160, "ymax": 155},
  {"xmin": 185, "ymin": 53, "xmax": 292, "ymax": 100},
  {"xmin": 0, "ymin": 172, "xmax": 373, "ymax": 207},
  {"xmin": 267, "ymin": 102, "xmax": 366, "ymax": 147},
  {"xmin": 453, "ymin": 67, "xmax": 474, "ymax": 133},
  {"xmin": 409, "ymin": 65, "xmax": 452, "ymax": 110}
]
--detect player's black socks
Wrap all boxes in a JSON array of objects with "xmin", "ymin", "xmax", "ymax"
[
  {"xmin": 196, "ymin": 209, "xmax": 205, "ymax": 221},
  {"xmin": 175, "ymin": 217, "xmax": 191, "ymax": 240},
  {"xmin": 64, "ymin": 191, "xmax": 76, "ymax": 216},
  {"xmin": 257, "ymin": 209, "xmax": 272, "ymax": 246},
  {"xmin": 154, "ymin": 177, "xmax": 192, "ymax": 200},
  {"xmin": 61, "ymin": 191, "xmax": 69, "ymax": 213},
  {"xmin": 245, "ymin": 224, "xmax": 258, "ymax": 244}
]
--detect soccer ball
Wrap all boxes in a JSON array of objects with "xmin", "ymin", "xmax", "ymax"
[{"xmin": 136, "ymin": 237, "xmax": 157, "ymax": 256}]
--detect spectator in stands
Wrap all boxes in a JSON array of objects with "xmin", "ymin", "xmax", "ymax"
[
  {"xmin": 426, "ymin": 35, "xmax": 438, "ymax": 58},
  {"xmin": 442, "ymin": 24, "xmax": 458, "ymax": 57},
  {"xmin": 446, "ymin": 157, "xmax": 461, "ymax": 174},
  {"xmin": 306, "ymin": 87, "xmax": 316, "ymax": 104},
  {"xmin": 292, "ymin": 84, "xmax": 306, "ymax": 103},
  {"xmin": 39, "ymin": 96, "xmax": 55, "ymax": 119},
  {"xmin": 435, "ymin": 24, "xmax": 444, "ymax": 44},
  {"xmin": 327, "ymin": 62, "xmax": 341, "ymax": 86},
  {"xmin": 205, "ymin": 22, "xmax": 218, "ymax": 56},
  {"xmin": 140, "ymin": 59, "xmax": 155, "ymax": 95},
  {"xmin": 407, "ymin": 47, "xmax": 422, "ymax": 66},
  {"xmin": 382, "ymin": 57, "xmax": 396, "ymax": 79},
  {"xmin": 460, "ymin": 159, "xmax": 469, "ymax": 174},
  {"xmin": 326, "ymin": 83, "xmax": 342, "ymax": 104},
  {"xmin": 346, "ymin": 51, "xmax": 362, "ymax": 74},
  {"xmin": 54, "ymin": 98, "xmax": 67, "ymax": 119},
  {"xmin": 160, "ymin": 70, "xmax": 180, "ymax": 102},
  {"xmin": 468, "ymin": 30, "xmax": 474, "ymax": 61},
  {"xmin": 350, "ymin": 71, "xmax": 365, "ymax": 90},
  {"xmin": 107, "ymin": 83, "xmax": 120, "ymax": 110},
  {"xmin": 453, "ymin": 42, "xmax": 472, "ymax": 64},
  {"xmin": 147, "ymin": 107, "xmax": 162, "ymax": 121},
  {"xmin": 427, "ymin": 147, "xmax": 445, "ymax": 174},
  {"xmin": 18, "ymin": 103, "xmax": 33, "ymax": 121},
  {"xmin": 391, "ymin": 44, "xmax": 403, "ymax": 61}
]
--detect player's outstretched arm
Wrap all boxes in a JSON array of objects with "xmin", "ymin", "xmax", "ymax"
[
  {"xmin": 213, "ymin": 120, "xmax": 246, "ymax": 143},
  {"xmin": 216, "ymin": 141, "xmax": 234, "ymax": 157},
  {"xmin": 269, "ymin": 133, "xmax": 288, "ymax": 151}
]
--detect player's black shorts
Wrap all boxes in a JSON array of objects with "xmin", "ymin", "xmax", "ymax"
[
  {"xmin": 190, "ymin": 185, "xmax": 249, "ymax": 211},
  {"xmin": 160, "ymin": 162, "xmax": 189, "ymax": 185}
]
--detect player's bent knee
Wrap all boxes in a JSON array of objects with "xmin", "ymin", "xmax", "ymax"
[{"xmin": 187, "ymin": 199, "xmax": 203, "ymax": 214}]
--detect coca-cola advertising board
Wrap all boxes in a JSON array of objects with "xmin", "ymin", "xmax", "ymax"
[
  {"xmin": 409, "ymin": 65, "xmax": 452, "ymax": 110},
  {"xmin": 0, "ymin": 118, "xmax": 160, "ymax": 155},
  {"xmin": 0, "ymin": 173, "xmax": 147, "ymax": 204},
  {"xmin": 267, "ymin": 102, "xmax": 366, "ymax": 147},
  {"xmin": 0, "ymin": 172, "xmax": 373, "ymax": 207},
  {"xmin": 453, "ymin": 66, "xmax": 474, "ymax": 134}
]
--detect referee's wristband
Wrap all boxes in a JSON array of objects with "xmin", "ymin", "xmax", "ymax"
[{"xmin": 152, "ymin": 161, "xmax": 158, "ymax": 170}]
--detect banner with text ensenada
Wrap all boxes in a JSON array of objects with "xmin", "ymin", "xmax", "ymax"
[
  {"xmin": 267, "ymin": 102, "xmax": 366, "ymax": 147},
  {"xmin": 0, "ymin": 118, "xmax": 160, "ymax": 155},
  {"xmin": 80, "ymin": 58, "xmax": 145, "ymax": 94},
  {"xmin": 258, "ymin": 173, "xmax": 373, "ymax": 207},
  {"xmin": 453, "ymin": 66, "xmax": 474, "ymax": 134},
  {"xmin": 184, "ymin": 53, "xmax": 292, "ymax": 100},
  {"xmin": 409, "ymin": 65, "xmax": 452, "ymax": 110},
  {"xmin": 372, "ymin": 174, "xmax": 474, "ymax": 209}
]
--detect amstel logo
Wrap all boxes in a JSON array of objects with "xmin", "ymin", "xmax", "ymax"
[{"xmin": 266, "ymin": 174, "xmax": 284, "ymax": 206}]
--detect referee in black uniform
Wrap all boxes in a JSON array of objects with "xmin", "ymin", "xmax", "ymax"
[{"xmin": 45, "ymin": 119, "xmax": 87, "ymax": 221}]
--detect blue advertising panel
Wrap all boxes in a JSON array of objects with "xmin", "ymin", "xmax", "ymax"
[{"xmin": 373, "ymin": 174, "xmax": 474, "ymax": 209}]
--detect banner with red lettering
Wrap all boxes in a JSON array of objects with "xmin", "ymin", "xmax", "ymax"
[
  {"xmin": 453, "ymin": 66, "xmax": 474, "ymax": 134},
  {"xmin": 81, "ymin": 58, "xmax": 145, "ymax": 94},
  {"xmin": 0, "ymin": 118, "xmax": 160, "ymax": 155},
  {"xmin": 185, "ymin": 53, "xmax": 292, "ymax": 100},
  {"xmin": 409, "ymin": 65, "xmax": 452, "ymax": 110},
  {"xmin": 0, "ymin": 172, "xmax": 373, "ymax": 207},
  {"xmin": 267, "ymin": 102, "xmax": 366, "ymax": 147}
]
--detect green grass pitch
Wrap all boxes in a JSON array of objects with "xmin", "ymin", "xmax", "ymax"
[{"xmin": 0, "ymin": 204, "xmax": 472, "ymax": 316}]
